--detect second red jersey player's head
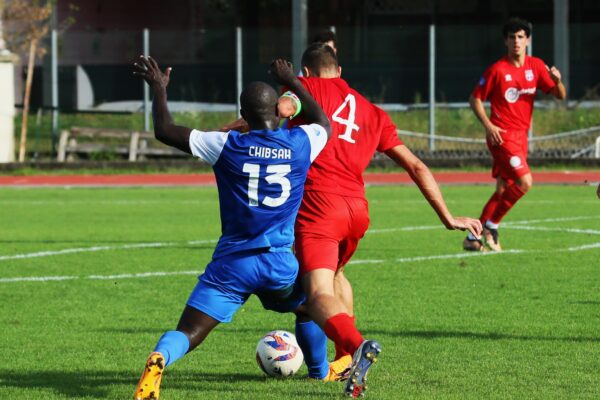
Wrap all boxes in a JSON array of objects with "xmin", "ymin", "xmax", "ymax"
[
  {"xmin": 502, "ymin": 17, "xmax": 531, "ymax": 60},
  {"xmin": 301, "ymin": 43, "xmax": 341, "ymax": 79}
]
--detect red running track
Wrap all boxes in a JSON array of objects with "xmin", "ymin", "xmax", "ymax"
[{"xmin": 0, "ymin": 171, "xmax": 598, "ymax": 187}]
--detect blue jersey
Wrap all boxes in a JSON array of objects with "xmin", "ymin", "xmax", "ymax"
[{"xmin": 189, "ymin": 124, "xmax": 327, "ymax": 259}]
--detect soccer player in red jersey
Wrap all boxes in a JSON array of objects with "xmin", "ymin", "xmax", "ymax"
[
  {"xmin": 463, "ymin": 17, "xmax": 566, "ymax": 252},
  {"xmin": 282, "ymin": 43, "xmax": 482, "ymax": 397}
]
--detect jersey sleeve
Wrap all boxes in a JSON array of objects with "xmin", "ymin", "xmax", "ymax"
[
  {"xmin": 299, "ymin": 124, "xmax": 328, "ymax": 162},
  {"xmin": 375, "ymin": 107, "xmax": 403, "ymax": 152},
  {"xmin": 535, "ymin": 58, "xmax": 557, "ymax": 94},
  {"xmin": 471, "ymin": 66, "xmax": 496, "ymax": 100},
  {"xmin": 188, "ymin": 129, "xmax": 229, "ymax": 165}
]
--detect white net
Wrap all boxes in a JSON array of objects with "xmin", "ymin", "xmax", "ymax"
[{"xmin": 393, "ymin": 126, "xmax": 600, "ymax": 159}]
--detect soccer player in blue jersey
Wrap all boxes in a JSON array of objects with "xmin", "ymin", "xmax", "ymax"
[{"xmin": 131, "ymin": 55, "xmax": 331, "ymax": 400}]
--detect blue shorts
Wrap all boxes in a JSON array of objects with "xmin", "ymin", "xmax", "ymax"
[{"xmin": 187, "ymin": 249, "xmax": 305, "ymax": 323}]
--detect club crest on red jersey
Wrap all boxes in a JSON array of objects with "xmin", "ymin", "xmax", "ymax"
[{"xmin": 525, "ymin": 69, "xmax": 534, "ymax": 81}]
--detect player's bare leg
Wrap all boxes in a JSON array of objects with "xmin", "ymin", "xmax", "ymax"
[
  {"xmin": 175, "ymin": 306, "xmax": 220, "ymax": 351},
  {"xmin": 334, "ymin": 268, "xmax": 353, "ymax": 316},
  {"xmin": 303, "ymin": 269, "xmax": 381, "ymax": 396},
  {"xmin": 303, "ymin": 269, "xmax": 349, "ymax": 326},
  {"xmin": 134, "ymin": 307, "xmax": 219, "ymax": 399},
  {"xmin": 333, "ymin": 268, "xmax": 354, "ymax": 369}
]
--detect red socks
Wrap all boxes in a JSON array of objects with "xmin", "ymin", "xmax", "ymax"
[
  {"xmin": 333, "ymin": 316, "xmax": 355, "ymax": 359},
  {"xmin": 479, "ymin": 192, "xmax": 501, "ymax": 225},
  {"xmin": 489, "ymin": 184, "xmax": 526, "ymax": 224},
  {"xmin": 324, "ymin": 313, "xmax": 363, "ymax": 356}
]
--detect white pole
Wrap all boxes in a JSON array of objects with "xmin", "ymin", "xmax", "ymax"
[
  {"xmin": 236, "ymin": 26, "xmax": 242, "ymax": 118},
  {"xmin": 429, "ymin": 24, "xmax": 436, "ymax": 152},
  {"xmin": 143, "ymin": 28, "xmax": 150, "ymax": 132}
]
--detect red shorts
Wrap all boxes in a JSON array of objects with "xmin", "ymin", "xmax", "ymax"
[
  {"xmin": 294, "ymin": 191, "xmax": 370, "ymax": 276},
  {"xmin": 488, "ymin": 130, "xmax": 530, "ymax": 182}
]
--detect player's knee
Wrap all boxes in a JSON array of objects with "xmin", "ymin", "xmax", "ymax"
[{"xmin": 518, "ymin": 175, "xmax": 533, "ymax": 192}]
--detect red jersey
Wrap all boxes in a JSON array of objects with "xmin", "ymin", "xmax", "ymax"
[
  {"xmin": 472, "ymin": 55, "xmax": 556, "ymax": 132},
  {"xmin": 289, "ymin": 77, "xmax": 402, "ymax": 198}
]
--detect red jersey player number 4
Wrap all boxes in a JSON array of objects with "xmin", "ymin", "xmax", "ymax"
[{"xmin": 288, "ymin": 76, "xmax": 402, "ymax": 198}]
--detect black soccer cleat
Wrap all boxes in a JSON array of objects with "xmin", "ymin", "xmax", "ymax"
[{"xmin": 344, "ymin": 340, "xmax": 381, "ymax": 398}]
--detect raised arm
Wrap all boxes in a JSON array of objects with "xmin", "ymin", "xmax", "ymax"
[
  {"xmin": 133, "ymin": 56, "xmax": 192, "ymax": 154},
  {"xmin": 546, "ymin": 65, "xmax": 567, "ymax": 100},
  {"xmin": 269, "ymin": 59, "xmax": 331, "ymax": 138},
  {"xmin": 384, "ymin": 144, "xmax": 482, "ymax": 238}
]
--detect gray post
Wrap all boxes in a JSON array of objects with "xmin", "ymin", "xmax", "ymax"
[
  {"xmin": 428, "ymin": 24, "xmax": 436, "ymax": 152},
  {"xmin": 143, "ymin": 28, "xmax": 150, "ymax": 132},
  {"xmin": 51, "ymin": 29, "xmax": 58, "ymax": 151},
  {"xmin": 292, "ymin": 0, "xmax": 307, "ymax": 74},
  {"xmin": 236, "ymin": 26, "xmax": 242, "ymax": 118},
  {"xmin": 528, "ymin": 34, "xmax": 533, "ymax": 149},
  {"xmin": 553, "ymin": 0, "xmax": 569, "ymax": 99}
]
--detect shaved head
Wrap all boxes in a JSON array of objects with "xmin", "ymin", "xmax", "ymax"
[{"xmin": 240, "ymin": 81, "xmax": 279, "ymax": 128}]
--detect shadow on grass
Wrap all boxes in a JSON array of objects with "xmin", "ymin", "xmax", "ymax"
[
  {"xmin": 0, "ymin": 369, "xmax": 291, "ymax": 398},
  {"xmin": 368, "ymin": 329, "xmax": 600, "ymax": 343}
]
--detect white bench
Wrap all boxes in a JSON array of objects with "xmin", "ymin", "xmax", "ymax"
[{"xmin": 57, "ymin": 127, "xmax": 187, "ymax": 162}]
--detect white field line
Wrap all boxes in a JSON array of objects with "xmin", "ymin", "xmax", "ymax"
[
  {"xmin": 367, "ymin": 215, "xmax": 600, "ymax": 235},
  {"xmin": 507, "ymin": 226, "xmax": 600, "ymax": 235},
  {"xmin": 1, "ymin": 215, "xmax": 597, "ymax": 261},
  {"xmin": 3, "ymin": 243, "xmax": 598, "ymax": 284},
  {"xmin": 567, "ymin": 242, "xmax": 600, "ymax": 251},
  {"xmin": 0, "ymin": 240, "xmax": 217, "ymax": 262},
  {"xmin": 87, "ymin": 270, "xmax": 201, "ymax": 280},
  {"xmin": 0, "ymin": 270, "xmax": 201, "ymax": 283},
  {"xmin": 506, "ymin": 215, "xmax": 600, "ymax": 225}
]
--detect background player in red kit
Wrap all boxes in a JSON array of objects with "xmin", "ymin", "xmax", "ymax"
[
  {"xmin": 463, "ymin": 17, "xmax": 566, "ymax": 252},
  {"xmin": 284, "ymin": 43, "xmax": 482, "ymax": 397}
]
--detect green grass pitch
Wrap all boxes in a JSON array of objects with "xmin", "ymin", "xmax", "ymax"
[{"xmin": 1, "ymin": 184, "xmax": 599, "ymax": 399}]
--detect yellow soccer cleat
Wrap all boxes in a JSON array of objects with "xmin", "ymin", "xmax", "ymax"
[
  {"xmin": 323, "ymin": 354, "xmax": 353, "ymax": 382},
  {"xmin": 134, "ymin": 352, "xmax": 165, "ymax": 400}
]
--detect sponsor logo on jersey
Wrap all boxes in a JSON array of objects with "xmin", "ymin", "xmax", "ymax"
[
  {"xmin": 504, "ymin": 87, "xmax": 537, "ymax": 103},
  {"xmin": 509, "ymin": 156, "xmax": 523, "ymax": 169},
  {"xmin": 249, "ymin": 146, "xmax": 292, "ymax": 160},
  {"xmin": 525, "ymin": 69, "xmax": 534, "ymax": 81},
  {"xmin": 505, "ymin": 74, "xmax": 512, "ymax": 82},
  {"xmin": 478, "ymin": 77, "xmax": 486, "ymax": 86}
]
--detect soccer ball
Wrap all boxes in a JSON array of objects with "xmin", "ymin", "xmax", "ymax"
[{"xmin": 255, "ymin": 330, "xmax": 304, "ymax": 377}]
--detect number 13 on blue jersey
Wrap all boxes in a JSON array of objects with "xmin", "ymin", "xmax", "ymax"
[{"xmin": 242, "ymin": 163, "xmax": 291, "ymax": 207}]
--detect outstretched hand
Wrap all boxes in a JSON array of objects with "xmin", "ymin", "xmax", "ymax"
[
  {"xmin": 133, "ymin": 55, "xmax": 171, "ymax": 90},
  {"xmin": 269, "ymin": 59, "xmax": 296, "ymax": 86},
  {"xmin": 449, "ymin": 217, "xmax": 483, "ymax": 239}
]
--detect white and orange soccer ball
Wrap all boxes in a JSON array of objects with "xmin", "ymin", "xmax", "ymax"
[{"xmin": 255, "ymin": 330, "xmax": 304, "ymax": 377}]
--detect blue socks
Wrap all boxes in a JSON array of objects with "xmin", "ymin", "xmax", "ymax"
[
  {"xmin": 296, "ymin": 320, "xmax": 329, "ymax": 379},
  {"xmin": 154, "ymin": 330, "xmax": 190, "ymax": 367}
]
